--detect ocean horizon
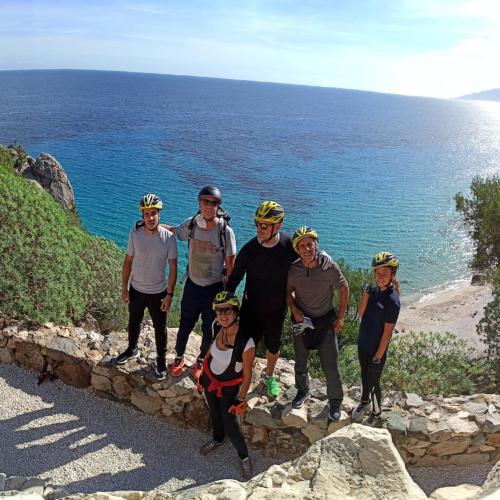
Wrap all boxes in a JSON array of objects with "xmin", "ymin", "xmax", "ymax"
[{"xmin": 1, "ymin": 69, "xmax": 499, "ymax": 298}]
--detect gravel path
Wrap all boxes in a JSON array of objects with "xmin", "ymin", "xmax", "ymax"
[
  {"xmin": 0, "ymin": 363, "xmax": 279, "ymax": 494},
  {"xmin": 0, "ymin": 363, "xmax": 493, "ymax": 496}
]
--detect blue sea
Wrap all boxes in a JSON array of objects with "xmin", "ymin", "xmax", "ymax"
[{"xmin": 1, "ymin": 70, "xmax": 499, "ymax": 297}]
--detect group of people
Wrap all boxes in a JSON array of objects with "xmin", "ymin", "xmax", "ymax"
[{"xmin": 115, "ymin": 187, "xmax": 401, "ymax": 480}]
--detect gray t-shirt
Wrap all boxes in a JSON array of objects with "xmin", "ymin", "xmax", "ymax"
[
  {"xmin": 176, "ymin": 217, "xmax": 236, "ymax": 286},
  {"xmin": 287, "ymin": 260, "xmax": 346, "ymax": 318},
  {"xmin": 126, "ymin": 226, "xmax": 178, "ymax": 294}
]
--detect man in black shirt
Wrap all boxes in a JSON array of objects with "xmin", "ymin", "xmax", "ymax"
[{"xmin": 227, "ymin": 202, "xmax": 333, "ymax": 397}]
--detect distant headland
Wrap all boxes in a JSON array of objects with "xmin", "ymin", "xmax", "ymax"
[{"xmin": 458, "ymin": 88, "xmax": 500, "ymax": 102}]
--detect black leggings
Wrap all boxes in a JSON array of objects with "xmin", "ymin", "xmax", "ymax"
[
  {"xmin": 128, "ymin": 285, "xmax": 167, "ymax": 359},
  {"xmin": 358, "ymin": 346, "xmax": 387, "ymax": 415},
  {"xmin": 201, "ymin": 374, "xmax": 249, "ymax": 459}
]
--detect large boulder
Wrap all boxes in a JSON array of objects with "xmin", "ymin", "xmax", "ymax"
[{"xmin": 173, "ymin": 424, "xmax": 427, "ymax": 499}]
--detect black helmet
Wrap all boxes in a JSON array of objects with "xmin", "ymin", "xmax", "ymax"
[{"xmin": 198, "ymin": 186, "xmax": 222, "ymax": 204}]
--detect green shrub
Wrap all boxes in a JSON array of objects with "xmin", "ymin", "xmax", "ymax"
[
  {"xmin": 382, "ymin": 331, "xmax": 478, "ymax": 396},
  {"xmin": 0, "ymin": 159, "xmax": 127, "ymax": 331}
]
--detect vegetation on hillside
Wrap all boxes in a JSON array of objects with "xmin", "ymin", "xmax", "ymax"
[
  {"xmin": 0, "ymin": 146, "xmax": 127, "ymax": 332},
  {"xmin": 455, "ymin": 175, "xmax": 500, "ymax": 390}
]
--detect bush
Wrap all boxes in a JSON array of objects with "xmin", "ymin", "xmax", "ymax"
[
  {"xmin": 0, "ymin": 158, "xmax": 127, "ymax": 331},
  {"xmin": 382, "ymin": 331, "xmax": 478, "ymax": 396}
]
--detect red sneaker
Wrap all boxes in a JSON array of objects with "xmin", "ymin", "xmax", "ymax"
[
  {"xmin": 192, "ymin": 359, "xmax": 203, "ymax": 381},
  {"xmin": 170, "ymin": 356, "xmax": 185, "ymax": 377}
]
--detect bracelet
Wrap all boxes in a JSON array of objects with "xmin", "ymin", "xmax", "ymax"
[{"xmin": 165, "ymin": 292, "xmax": 174, "ymax": 297}]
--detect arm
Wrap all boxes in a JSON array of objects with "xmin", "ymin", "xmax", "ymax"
[
  {"xmin": 121, "ymin": 255, "xmax": 133, "ymax": 303},
  {"xmin": 160, "ymin": 223, "xmax": 177, "ymax": 234},
  {"xmin": 161, "ymin": 258, "xmax": 177, "ymax": 312},
  {"xmin": 357, "ymin": 291, "xmax": 369, "ymax": 318},
  {"xmin": 333, "ymin": 281, "xmax": 349, "ymax": 333},
  {"xmin": 226, "ymin": 245, "xmax": 248, "ymax": 292},
  {"xmin": 286, "ymin": 291, "xmax": 303, "ymax": 323},
  {"xmin": 374, "ymin": 323, "xmax": 396, "ymax": 360},
  {"xmin": 239, "ymin": 346, "xmax": 256, "ymax": 400},
  {"xmin": 225, "ymin": 254, "xmax": 236, "ymax": 278}
]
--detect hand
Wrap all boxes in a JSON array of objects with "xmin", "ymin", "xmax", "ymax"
[
  {"xmin": 333, "ymin": 317, "xmax": 344, "ymax": 334},
  {"xmin": 228, "ymin": 399, "xmax": 247, "ymax": 416},
  {"xmin": 293, "ymin": 309, "xmax": 304, "ymax": 323},
  {"xmin": 318, "ymin": 250, "xmax": 333, "ymax": 270},
  {"xmin": 161, "ymin": 295, "xmax": 172, "ymax": 312},
  {"xmin": 372, "ymin": 356, "xmax": 381, "ymax": 364},
  {"xmin": 122, "ymin": 288, "xmax": 130, "ymax": 304},
  {"xmin": 195, "ymin": 382, "xmax": 204, "ymax": 395}
]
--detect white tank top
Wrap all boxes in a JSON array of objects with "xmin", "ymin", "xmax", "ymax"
[{"xmin": 209, "ymin": 337, "xmax": 255, "ymax": 375}]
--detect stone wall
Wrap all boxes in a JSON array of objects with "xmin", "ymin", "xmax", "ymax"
[{"xmin": 1, "ymin": 317, "xmax": 499, "ymax": 466}]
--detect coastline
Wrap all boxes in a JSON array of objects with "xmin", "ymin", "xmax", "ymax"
[{"xmin": 397, "ymin": 282, "xmax": 493, "ymax": 352}]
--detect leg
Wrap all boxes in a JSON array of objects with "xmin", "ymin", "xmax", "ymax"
[
  {"xmin": 368, "ymin": 353, "xmax": 387, "ymax": 414},
  {"xmin": 219, "ymin": 387, "xmax": 249, "ymax": 459},
  {"xmin": 199, "ymin": 282, "xmax": 223, "ymax": 359},
  {"xmin": 263, "ymin": 312, "xmax": 284, "ymax": 377},
  {"xmin": 175, "ymin": 279, "xmax": 202, "ymax": 357},
  {"xmin": 127, "ymin": 286, "xmax": 146, "ymax": 350},
  {"xmin": 358, "ymin": 346, "xmax": 371, "ymax": 403},
  {"xmin": 203, "ymin": 384, "xmax": 226, "ymax": 443},
  {"xmin": 293, "ymin": 332, "xmax": 310, "ymax": 396},
  {"xmin": 318, "ymin": 331, "xmax": 344, "ymax": 403},
  {"xmin": 146, "ymin": 289, "xmax": 168, "ymax": 361}
]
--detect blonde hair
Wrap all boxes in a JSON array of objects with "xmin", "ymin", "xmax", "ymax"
[{"xmin": 392, "ymin": 275, "xmax": 401, "ymax": 295}]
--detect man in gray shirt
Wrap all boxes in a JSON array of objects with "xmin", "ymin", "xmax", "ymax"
[
  {"xmin": 286, "ymin": 226, "xmax": 349, "ymax": 421},
  {"xmin": 115, "ymin": 194, "xmax": 178, "ymax": 380},
  {"xmin": 163, "ymin": 186, "xmax": 236, "ymax": 379}
]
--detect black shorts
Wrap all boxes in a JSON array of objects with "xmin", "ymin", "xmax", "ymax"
[{"xmin": 238, "ymin": 302, "xmax": 285, "ymax": 354}]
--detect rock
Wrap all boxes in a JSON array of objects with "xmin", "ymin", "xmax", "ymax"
[
  {"xmin": 91, "ymin": 374, "xmax": 112, "ymax": 392},
  {"xmin": 5, "ymin": 476, "xmax": 28, "ymax": 490},
  {"xmin": 326, "ymin": 411, "xmax": 350, "ymax": 434},
  {"xmin": 169, "ymin": 376, "xmax": 195, "ymax": 395},
  {"xmin": 449, "ymin": 453, "xmax": 490, "ymax": 465},
  {"xmin": 463, "ymin": 401, "xmax": 488, "ymax": 414},
  {"xmin": 483, "ymin": 413, "xmax": 500, "ymax": 433},
  {"xmin": 130, "ymin": 391, "xmax": 162, "ymax": 415},
  {"xmin": 14, "ymin": 343, "xmax": 45, "ymax": 372},
  {"xmin": 428, "ymin": 437, "xmax": 471, "ymax": 456},
  {"xmin": 409, "ymin": 416, "xmax": 437, "ymax": 434},
  {"xmin": 308, "ymin": 400, "xmax": 330, "ymax": 429},
  {"xmin": 55, "ymin": 363, "xmax": 91, "ymax": 388},
  {"xmin": 20, "ymin": 478, "xmax": 46, "ymax": 495},
  {"xmin": 482, "ymin": 459, "xmax": 500, "ymax": 495},
  {"xmin": 17, "ymin": 152, "xmax": 75, "ymax": 210},
  {"xmin": 281, "ymin": 404, "xmax": 308, "ymax": 428},
  {"xmin": 174, "ymin": 479, "xmax": 246, "ymax": 500},
  {"xmin": 0, "ymin": 473, "xmax": 6, "ymax": 490},
  {"xmin": 429, "ymin": 484, "xmax": 483, "ymax": 500},
  {"xmin": 447, "ymin": 416, "xmax": 479, "ymax": 437},
  {"xmin": 428, "ymin": 420, "xmax": 452, "ymax": 442},
  {"xmin": 471, "ymin": 274, "xmax": 485, "ymax": 285},
  {"xmin": 406, "ymin": 393, "xmax": 424, "ymax": 407},
  {"xmin": 301, "ymin": 423, "xmax": 327, "ymax": 444},
  {"xmin": 486, "ymin": 433, "xmax": 500, "ymax": 447},
  {"xmin": 245, "ymin": 405, "xmax": 284, "ymax": 429},
  {"xmin": 0, "ymin": 347, "xmax": 13, "ymax": 363},
  {"xmin": 79, "ymin": 314, "xmax": 101, "ymax": 333},
  {"xmin": 384, "ymin": 410, "xmax": 411, "ymax": 433}
]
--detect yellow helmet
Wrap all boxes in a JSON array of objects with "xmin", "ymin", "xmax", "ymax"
[
  {"xmin": 372, "ymin": 252, "xmax": 399, "ymax": 271},
  {"xmin": 254, "ymin": 201, "xmax": 285, "ymax": 224},
  {"xmin": 292, "ymin": 226, "xmax": 319, "ymax": 251},
  {"xmin": 212, "ymin": 291, "xmax": 240, "ymax": 310},
  {"xmin": 139, "ymin": 193, "xmax": 163, "ymax": 211}
]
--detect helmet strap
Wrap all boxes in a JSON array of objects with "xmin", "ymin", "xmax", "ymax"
[{"xmin": 259, "ymin": 224, "xmax": 279, "ymax": 245}]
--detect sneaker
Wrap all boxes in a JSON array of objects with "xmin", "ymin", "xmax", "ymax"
[
  {"xmin": 265, "ymin": 375, "xmax": 280, "ymax": 398},
  {"xmin": 291, "ymin": 390, "xmax": 309, "ymax": 409},
  {"xmin": 115, "ymin": 348, "xmax": 139, "ymax": 365},
  {"xmin": 192, "ymin": 358, "xmax": 203, "ymax": 381},
  {"xmin": 154, "ymin": 358, "xmax": 167, "ymax": 380},
  {"xmin": 170, "ymin": 356, "xmax": 185, "ymax": 377},
  {"xmin": 240, "ymin": 456, "xmax": 254, "ymax": 481},
  {"xmin": 364, "ymin": 412, "xmax": 382, "ymax": 427},
  {"xmin": 351, "ymin": 401, "xmax": 371, "ymax": 422},
  {"xmin": 199, "ymin": 438, "xmax": 224, "ymax": 456},
  {"xmin": 328, "ymin": 402, "xmax": 342, "ymax": 422}
]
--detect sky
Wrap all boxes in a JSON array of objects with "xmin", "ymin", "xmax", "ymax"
[{"xmin": 1, "ymin": 0, "xmax": 499, "ymax": 98}]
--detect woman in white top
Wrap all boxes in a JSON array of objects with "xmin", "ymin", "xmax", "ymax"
[{"xmin": 198, "ymin": 291, "xmax": 255, "ymax": 480}]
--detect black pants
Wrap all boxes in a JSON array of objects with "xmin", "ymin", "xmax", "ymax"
[
  {"xmin": 201, "ymin": 373, "xmax": 249, "ymax": 459},
  {"xmin": 128, "ymin": 285, "xmax": 167, "ymax": 360},
  {"xmin": 175, "ymin": 278, "xmax": 223, "ymax": 358},
  {"xmin": 358, "ymin": 346, "xmax": 387, "ymax": 415}
]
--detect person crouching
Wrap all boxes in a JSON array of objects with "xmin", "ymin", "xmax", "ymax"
[{"xmin": 197, "ymin": 291, "xmax": 255, "ymax": 480}]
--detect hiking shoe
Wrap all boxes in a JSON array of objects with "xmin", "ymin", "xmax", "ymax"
[
  {"xmin": 170, "ymin": 356, "xmax": 185, "ymax": 377},
  {"xmin": 199, "ymin": 438, "xmax": 224, "ymax": 456},
  {"xmin": 364, "ymin": 412, "xmax": 382, "ymax": 427},
  {"xmin": 115, "ymin": 348, "xmax": 139, "ymax": 365},
  {"xmin": 240, "ymin": 456, "xmax": 254, "ymax": 481},
  {"xmin": 154, "ymin": 358, "xmax": 167, "ymax": 380},
  {"xmin": 192, "ymin": 358, "xmax": 203, "ymax": 381},
  {"xmin": 265, "ymin": 375, "xmax": 280, "ymax": 398},
  {"xmin": 351, "ymin": 401, "xmax": 371, "ymax": 422},
  {"xmin": 291, "ymin": 390, "xmax": 309, "ymax": 409},
  {"xmin": 328, "ymin": 402, "xmax": 342, "ymax": 422}
]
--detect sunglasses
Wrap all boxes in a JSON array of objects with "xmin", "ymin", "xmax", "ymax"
[
  {"xmin": 215, "ymin": 307, "xmax": 235, "ymax": 316},
  {"xmin": 255, "ymin": 221, "xmax": 273, "ymax": 230},
  {"xmin": 201, "ymin": 198, "xmax": 218, "ymax": 207}
]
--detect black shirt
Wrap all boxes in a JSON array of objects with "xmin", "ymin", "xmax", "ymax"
[{"xmin": 227, "ymin": 233, "xmax": 296, "ymax": 313}]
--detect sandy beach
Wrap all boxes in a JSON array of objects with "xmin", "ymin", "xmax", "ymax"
[{"xmin": 397, "ymin": 283, "xmax": 493, "ymax": 352}]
